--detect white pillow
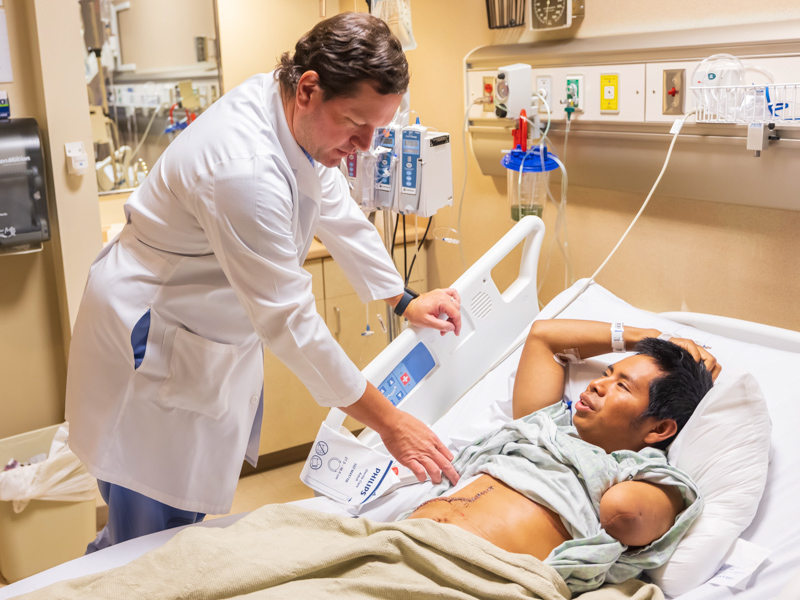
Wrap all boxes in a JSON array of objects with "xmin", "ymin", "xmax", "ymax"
[{"xmin": 646, "ymin": 371, "xmax": 771, "ymax": 596}]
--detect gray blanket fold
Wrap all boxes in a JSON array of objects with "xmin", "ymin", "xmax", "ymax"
[{"xmin": 19, "ymin": 505, "xmax": 664, "ymax": 599}]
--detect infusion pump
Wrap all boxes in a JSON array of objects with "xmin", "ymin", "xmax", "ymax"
[{"xmin": 341, "ymin": 122, "xmax": 453, "ymax": 217}]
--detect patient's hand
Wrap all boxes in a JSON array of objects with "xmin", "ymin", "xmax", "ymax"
[
  {"xmin": 667, "ymin": 338, "xmax": 722, "ymax": 381},
  {"xmin": 599, "ymin": 481, "xmax": 684, "ymax": 547}
]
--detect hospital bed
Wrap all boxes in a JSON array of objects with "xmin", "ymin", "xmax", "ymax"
[{"xmin": 3, "ymin": 217, "xmax": 799, "ymax": 599}]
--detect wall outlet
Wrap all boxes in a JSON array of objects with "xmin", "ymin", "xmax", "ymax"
[
  {"xmin": 663, "ymin": 69, "xmax": 685, "ymax": 115},
  {"xmin": 536, "ymin": 76, "xmax": 553, "ymax": 114}
]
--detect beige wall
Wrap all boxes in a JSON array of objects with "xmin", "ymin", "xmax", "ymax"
[
  {"xmin": 0, "ymin": 0, "xmax": 102, "ymax": 439},
  {"xmin": 400, "ymin": 1, "xmax": 800, "ymax": 332},
  {"xmin": 217, "ymin": 0, "xmax": 342, "ymax": 91}
]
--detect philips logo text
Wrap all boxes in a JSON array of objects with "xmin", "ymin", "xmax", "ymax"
[{"xmin": 360, "ymin": 468, "xmax": 381, "ymax": 496}]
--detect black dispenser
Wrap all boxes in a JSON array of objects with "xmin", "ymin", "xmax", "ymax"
[{"xmin": 0, "ymin": 118, "xmax": 50, "ymax": 253}]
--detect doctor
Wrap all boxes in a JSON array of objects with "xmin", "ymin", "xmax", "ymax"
[{"xmin": 67, "ymin": 12, "xmax": 461, "ymax": 551}]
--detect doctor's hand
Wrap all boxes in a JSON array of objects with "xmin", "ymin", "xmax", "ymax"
[
  {"xmin": 404, "ymin": 288, "xmax": 462, "ymax": 336},
  {"xmin": 379, "ymin": 410, "xmax": 460, "ymax": 486}
]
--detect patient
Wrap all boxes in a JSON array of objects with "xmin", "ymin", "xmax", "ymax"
[
  {"xmin": 405, "ymin": 319, "xmax": 719, "ymax": 591},
  {"xmin": 16, "ymin": 320, "xmax": 721, "ymax": 600}
]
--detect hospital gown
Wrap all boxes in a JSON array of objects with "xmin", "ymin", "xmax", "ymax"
[{"xmin": 401, "ymin": 402, "xmax": 703, "ymax": 593}]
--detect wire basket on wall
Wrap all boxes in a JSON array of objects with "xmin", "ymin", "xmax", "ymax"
[
  {"xmin": 485, "ymin": 0, "xmax": 525, "ymax": 29},
  {"xmin": 692, "ymin": 83, "xmax": 800, "ymax": 124}
]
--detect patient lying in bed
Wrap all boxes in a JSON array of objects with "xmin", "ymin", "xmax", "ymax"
[
  {"xmin": 14, "ymin": 320, "xmax": 722, "ymax": 600},
  {"xmin": 404, "ymin": 319, "xmax": 719, "ymax": 592}
]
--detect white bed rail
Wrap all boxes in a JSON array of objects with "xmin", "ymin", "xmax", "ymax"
[{"xmin": 323, "ymin": 216, "xmax": 545, "ymax": 447}]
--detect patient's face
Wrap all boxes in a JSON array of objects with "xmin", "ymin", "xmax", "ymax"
[{"xmin": 572, "ymin": 355, "xmax": 664, "ymax": 453}]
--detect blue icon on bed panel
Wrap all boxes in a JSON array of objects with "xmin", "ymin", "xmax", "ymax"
[{"xmin": 378, "ymin": 343, "xmax": 436, "ymax": 406}]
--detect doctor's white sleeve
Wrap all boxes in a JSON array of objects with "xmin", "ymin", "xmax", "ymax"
[
  {"xmin": 315, "ymin": 167, "xmax": 404, "ymax": 303},
  {"xmin": 193, "ymin": 156, "xmax": 366, "ymax": 408}
]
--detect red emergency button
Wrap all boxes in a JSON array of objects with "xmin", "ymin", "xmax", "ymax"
[{"xmin": 400, "ymin": 372, "xmax": 411, "ymax": 385}]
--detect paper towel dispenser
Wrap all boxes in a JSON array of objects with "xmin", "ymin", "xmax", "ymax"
[{"xmin": 0, "ymin": 118, "xmax": 50, "ymax": 254}]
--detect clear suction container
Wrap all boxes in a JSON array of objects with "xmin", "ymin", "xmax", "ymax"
[{"xmin": 501, "ymin": 145, "xmax": 558, "ymax": 222}]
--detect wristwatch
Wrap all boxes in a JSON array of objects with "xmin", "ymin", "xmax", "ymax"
[{"xmin": 393, "ymin": 286, "xmax": 419, "ymax": 317}]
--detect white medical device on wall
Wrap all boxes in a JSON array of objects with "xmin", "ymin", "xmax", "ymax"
[{"xmin": 494, "ymin": 63, "xmax": 533, "ymax": 119}]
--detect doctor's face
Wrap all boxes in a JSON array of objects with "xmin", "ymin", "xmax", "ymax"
[{"xmin": 292, "ymin": 75, "xmax": 403, "ymax": 168}]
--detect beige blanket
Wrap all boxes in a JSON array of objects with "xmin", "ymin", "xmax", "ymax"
[{"xmin": 23, "ymin": 505, "xmax": 665, "ymax": 599}]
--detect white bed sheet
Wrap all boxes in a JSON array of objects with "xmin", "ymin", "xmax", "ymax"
[{"xmin": 3, "ymin": 283, "xmax": 798, "ymax": 600}]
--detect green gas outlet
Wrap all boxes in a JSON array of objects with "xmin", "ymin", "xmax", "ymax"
[{"xmin": 565, "ymin": 75, "xmax": 584, "ymax": 113}]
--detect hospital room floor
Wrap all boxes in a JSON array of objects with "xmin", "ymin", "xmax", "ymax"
[{"xmin": 0, "ymin": 462, "xmax": 312, "ymax": 589}]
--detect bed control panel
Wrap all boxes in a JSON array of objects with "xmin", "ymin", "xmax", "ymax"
[{"xmin": 378, "ymin": 343, "xmax": 436, "ymax": 406}]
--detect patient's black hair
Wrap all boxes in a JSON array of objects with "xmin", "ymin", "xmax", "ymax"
[{"xmin": 633, "ymin": 338, "xmax": 714, "ymax": 451}]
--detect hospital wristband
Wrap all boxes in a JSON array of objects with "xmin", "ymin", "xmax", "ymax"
[{"xmin": 611, "ymin": 322, "xmax": 626, "ymax": 353}]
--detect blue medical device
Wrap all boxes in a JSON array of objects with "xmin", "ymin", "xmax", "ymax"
[
  {"xmin": 400, "ymin": 127, "xmax": 422, "ymax": 198},
  {"xmin": 377, "ymin": 342, "xmax": 436, "ymax": 406}
]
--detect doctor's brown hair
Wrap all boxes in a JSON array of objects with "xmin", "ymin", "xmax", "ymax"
[{"xmin": 276, "ymin": 12, "xmax": 409, "ymax": 100}]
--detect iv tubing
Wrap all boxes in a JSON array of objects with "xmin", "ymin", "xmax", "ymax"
[
  {"xmin": 520, "ymin": 114, "xmax": 574, "ymax": 294},
  {"xmin": 546, "ymin": 109, "xmax": 698, "ymax": 320},
  {"xmin": 129, "ymin": 103, "xmax": 164, "ymax": 162},
  {"xmin": 483, "ymin": 111, "xmax": 698, "ymax": 373},
  {"xmin": 533, "ymin": 92, "xmax": 551, "ymax": 141},
  {"xmin": 456, "ymin": 99, "xmax": 484, "ymax": 271}
]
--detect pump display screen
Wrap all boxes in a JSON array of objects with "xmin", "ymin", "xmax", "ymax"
[
  {"xmin": 404, "ymin": 140, "xmax": 419, "ymax": 149},
  {"xmin": 377, "ymin": 343, "xmax": 436, "ymax": 406}
]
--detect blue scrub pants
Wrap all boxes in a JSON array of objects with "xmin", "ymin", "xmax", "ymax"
[{"xmin": 85, "ymin": 480, "xmax": 205, "ymax": 554}]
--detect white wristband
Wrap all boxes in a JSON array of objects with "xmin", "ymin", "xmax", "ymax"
[
  {"xmin": 657, "ymin": 332, "xmax": 674, "ymax": 342},
  {"xmin": 611, "ymin": 322, "xmax": 626, "ymax": 353}
]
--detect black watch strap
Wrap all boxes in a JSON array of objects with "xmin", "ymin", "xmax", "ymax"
[{"xmin": 393, "ymin": 286, "xmax": 419, "ymax": 317}]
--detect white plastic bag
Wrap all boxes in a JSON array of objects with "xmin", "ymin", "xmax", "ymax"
[
  {"xmin": 371, "ymin": 0, "xmax": 416, "ymax": 51},
  {"xmin": 0, "ymin": 423, "xmax": 96, "ymax": 513}
]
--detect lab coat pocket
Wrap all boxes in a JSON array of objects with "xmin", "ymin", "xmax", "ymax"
[{"xmin": 159, "ymin": 328, "xmax": 238, "ymax": 420}]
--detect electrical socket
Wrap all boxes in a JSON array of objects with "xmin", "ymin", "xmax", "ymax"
[
  {"xmin": 662, "ymin": 69, "xmax": 685, "ymax": 115},
  {"xmin": 536, "ymin": 76, "xmax": 553, "ymax": 114}
]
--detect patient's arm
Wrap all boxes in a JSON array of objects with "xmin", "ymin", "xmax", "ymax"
[
  {"xmin": 512, "ymin": 320, "xmax": 660, "ymax": 419},
  {"xmin": 599, "ymin": 481, "xmax": 684, "ymax": 547}
]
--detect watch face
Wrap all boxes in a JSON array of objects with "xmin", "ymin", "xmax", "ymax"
[{"xmin": 533, "ymin": 0, "xmax": 567, "ymax": 28}]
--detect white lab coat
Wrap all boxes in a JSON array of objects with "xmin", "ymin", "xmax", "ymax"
[{"xmin": 65, "ymin": 74, "xmax": 404, "ymax": 515}]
